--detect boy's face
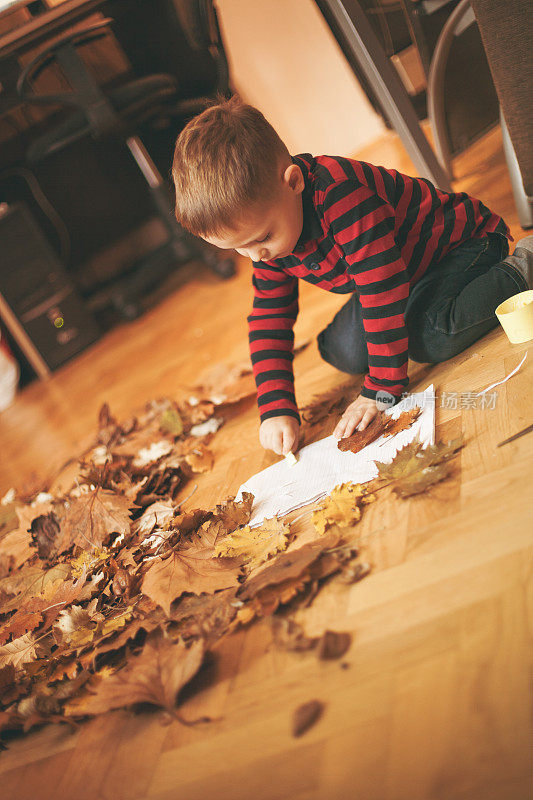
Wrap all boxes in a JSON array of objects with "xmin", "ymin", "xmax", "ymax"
[{"xmin": 202, "ymin": 163, "xmax": 305, "ymax": 263}]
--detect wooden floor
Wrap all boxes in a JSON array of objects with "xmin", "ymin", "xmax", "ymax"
[{"xmin": 1, "ymin": 125, "xmax": 532, "ymax": 799}]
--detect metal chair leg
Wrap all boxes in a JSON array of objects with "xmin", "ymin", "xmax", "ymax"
[
  {"xmin": 500, "ymin": 109, "xmax": 533, "ymax": 230},
  {"xmin": 427, "ymin": 0, "xmax": 473, "ymax": 183}
]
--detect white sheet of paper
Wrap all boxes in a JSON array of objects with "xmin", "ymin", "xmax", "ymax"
[{"xmin": 237, "ymin": 385, "xmax": 435, "ymax": 527}]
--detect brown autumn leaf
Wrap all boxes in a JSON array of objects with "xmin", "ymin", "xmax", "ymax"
[
  {"xmin": 0, "ymin": 503, "xmax": 18, "ymax": 538},
  {"xmin": 64, "ymin": 635, "xmax": 204, "ymax": 716},
  {"xmin": 20, "ymin": 570, "xmax": 88, "ymax": 631},
  {"xmin": 338, "ymin": 407, "xmax": 421, "ymax": 454},
  {"xmin": 0, "ymin": 563, "xmax": 72, "ymax": 614},
  {"xmin": 316, "ymin": 630, "xmax": 352, "ymax": 660},
  {"xmin": 194, "ymin": 360, "xmax": 256, "ymax": 406},
  {"xmin": 53, "ymin": 601, "xmax": 101, "ymax": 647},
  {"xmin": 213, "ymin": 492, "xmax": 254, "ymax": 532},
  {"xmin": 382, "ymin": 406, "xmax": 421, "ymax": 437},
  {"xmin": 87, "ymin": 616, "xmax": 161, "ymax": 664},
  {"xmin": 57, "ymin": 488, "xmax": 131, "ymax": 552},
  {"xmin": 172, "ymin": 508, "xmax": 210, "ymax": 537},
  {"xmin": 0, "ymin": 633, "xmax": 38, "ymax": 670},
  {"xmin": 133, "ymin": 501, "xmax": 175, "ymax": 539},
  {"xmin": 239, "ymin": 529, "xmax": 341, "ymax": 602},
  {"xmin": 141, "ymin": 527, "xmax": 241, "ymax": 615},
  {"xmin": 248, "ymin": 575, "xmax": 310, "ymax": 617},
  {"xmin": 29, "ymin": 512, "xmax": 61, "ymax": 560},
  {"xmin": 0, "ymin": 607, "xmax": 43, "ymax": 645},
  {"xmin": 0, "ymin": 526, "xmax": 35, "ymax": 572},
  {"xmin": 313, "ymin": 483, "xmax": 375, "ymax": 536},
  {"xmin": 292, "ymin": 699, "xmax": 324, "ymax": 737},
  {"xmin": 374, "ymin": 435, "xmax": 464, "ymax": 497},
  {"xmin": 168, "ymin": 588, "xmax": 238, "ymax": 642},
  {"xmin": 183, "ymin": 445, "xmax": 214, "ymax": 474},
  {"xmin": 96, "ymin": 401, "xmax": 124, "ymax": 447},
  {"xmin": 214, "ymin": 517, "xmax": 290, "ymax": 570}
]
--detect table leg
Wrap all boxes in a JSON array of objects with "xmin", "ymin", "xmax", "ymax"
[{"xmin": 315, "ymin": 0, "xmax": 452, "ymax": 191}]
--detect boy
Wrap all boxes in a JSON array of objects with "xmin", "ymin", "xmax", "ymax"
[{"xmin": 172, "ymin": 97, "xmax": 532, "ymax": 456}]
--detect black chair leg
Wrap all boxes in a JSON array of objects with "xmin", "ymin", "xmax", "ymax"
[{"xmin": 125, "ymin": 134, "xmax": 236, "ymax": 278}]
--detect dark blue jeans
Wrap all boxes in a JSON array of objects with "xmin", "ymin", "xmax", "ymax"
[{"xmin": 317, "ymin": 233, "xmax": 527, "ymax": 372}]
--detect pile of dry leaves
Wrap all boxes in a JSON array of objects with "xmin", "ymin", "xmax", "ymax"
[{"xmin": 0, "ymin": 373, "xmax": 463, "ymax": 745}]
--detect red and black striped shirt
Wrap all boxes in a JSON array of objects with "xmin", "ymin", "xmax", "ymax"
[{"xmin": 248, "ymin": 154, "xmax": 511, "ymax": 423}]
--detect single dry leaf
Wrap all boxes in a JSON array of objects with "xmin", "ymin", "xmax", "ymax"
[
  {"xmin": 159, "ymin": 407, "xmax": 183, "ymax": 437},
  {"xmin": 29, "ymin": 512, "xmax": 61, "ymax": 560},
  {"xmin": 141, "ymin": 530, "xmax": 241, "ymax": 615},
  {"xmin": 21, "ymin": 571, "xmax": 88, "ymax": 631},
  {"xmin": 88, "ymin": 616, "xmax": 159, "ymax": 663},
  {"xmin": 0, "ymin": 563, "xmax": 72, "ymax": 614},
  {"xmin": 239, "ymin": 529, "xmax": 341, "ymax": 601},
  {"xmin": 53, "ymin": 603, "xmax": 99, "ymax": 645},
  {"xmin": 374, "ymin": 435, "xmax": 464, "ymax": 497},
  {"xmin": 338, "ymin": 407, "xmax": 421, "ymax": 454},
  {"xmin": 133, "ymin": 502, "xmax": 174, "ymax": 539},
  {"xmin": 64, "ymin": 635, "xmax": 204, "ymax": 716},
  {"xmin": 172, "ymin": 508, "xmax": 210, "ymax": 537},
  {"xmin": 0, "ymin": 526, "xmax": 35, "ymax": 572},
  {"xmin": 194, "ymin": 361, "xmax": 255, "ymax": 406},
  {"xmin": 316, "ymin": 630, "xmax": 352, "ymax": 660},
  {"xmin": 0, "ymin": 633, "xmax": 37, "ymax": 670},
  {"xmin": 0, "ymin": 608, "xmax": 43, "ymax": 645},
  {"xmin": 250, "ymin": 575, "xmax": 309, "ymax": 617},
  {"xmin": 292, "ymin": 699, "xmax": 324, "ymax": 737},
  {"xmin": 213, "ymin": 492, "xmax": 254, "ymax": 532},
  {"xmin": 169, "ymin": 588, "xmax": 238, "ymax": 641},
  {"xmin": 313, "ymin": 483, "xmax": 373, "ymax": 535},
  {"xmin": 214, "ymin": 517, "xmax": 290, "ymax": 570},
  {"xmin": 184, "ymin": 445, "xmax": 214, "ymax": 474},
  {"xmin": 58, "ymin": 488, "xmax": 131, "ymax": 552},
  {"xmin": 382, "ymin": 406, "xmax": 421, "ymax": 438}
]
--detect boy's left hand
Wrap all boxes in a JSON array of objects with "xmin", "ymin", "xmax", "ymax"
[{"xmin": 333, "ymin": 395, "xmax": 379, "ymax": 440}]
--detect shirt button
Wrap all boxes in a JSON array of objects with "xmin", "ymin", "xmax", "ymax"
[{"xmin": 309, "ymin": 262, "xmax": 320, "ymax": 270}]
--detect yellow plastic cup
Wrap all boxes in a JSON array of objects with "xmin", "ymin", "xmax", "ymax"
[{"xmin": 495, "ymin": 290, "xmax": 533, "ymax": 344}]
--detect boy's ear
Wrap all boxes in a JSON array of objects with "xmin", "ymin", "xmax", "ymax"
[{"xmin": 283, "ymin": 164, "xmax": 305, "ymax": 194}]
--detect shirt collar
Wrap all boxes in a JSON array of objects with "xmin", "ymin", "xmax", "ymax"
[{"xmin": 292, "ymin": 154, "xmax": 323, "ymax": 252}]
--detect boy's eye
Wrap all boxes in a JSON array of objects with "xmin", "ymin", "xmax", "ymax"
[{"xmin": 257, "ymin": 233, "xmax": 271, "ymax": 243}]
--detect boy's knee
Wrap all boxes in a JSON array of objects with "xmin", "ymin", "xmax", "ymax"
[
  {"xmin": 409, "ymin": 336, "xmax": 462, "ymax": 364},
  {"xmin": 317, "ymin": 328, "xmax": 368, "ymax": 374}
]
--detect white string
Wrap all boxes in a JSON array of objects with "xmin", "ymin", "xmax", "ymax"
[{"xmin": 474, "ymin": 351, "xmax": 528, "ymax": 396}]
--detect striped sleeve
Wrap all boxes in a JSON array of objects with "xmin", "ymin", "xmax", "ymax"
[
  {"xmin": 247, "ymin": 262, "xmax": 300, "ymax": 423},
  {"xmin": 323, "ymin": 181, "xmax": 411, "ymax": 401}
]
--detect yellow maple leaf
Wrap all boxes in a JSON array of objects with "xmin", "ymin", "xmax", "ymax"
[
  {"xmin": 313, "ymin": 483, "xmax": 373, "ymax": 535},
  {"xmin": 214, "ymin": 517, "xmax": 290, "ymax": 570}
]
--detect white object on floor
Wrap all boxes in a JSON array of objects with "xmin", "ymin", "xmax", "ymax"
[
  {"xmin": 237, "ymin": 385, "xmax": 435, "ymax": 527},
  {"xmin": 473, "ymin": 351, "xmax": 527, "ymax": 396}
]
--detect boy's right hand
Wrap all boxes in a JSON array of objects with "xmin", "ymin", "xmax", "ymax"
[{"xmin": 259, "ymin": 416, "xmax": 300, "ymax": 456}]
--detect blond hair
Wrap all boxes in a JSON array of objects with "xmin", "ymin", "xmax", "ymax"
[{"xmin": 172, "ymin": 96, "xmax": 290, "ymax": 236}]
